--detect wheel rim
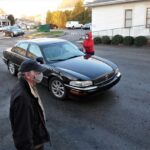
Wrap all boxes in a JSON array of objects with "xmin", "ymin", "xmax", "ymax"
[
  {"xmin": 51, "ymin": 80, "xmax": 65, "ymax": 98},
  {"xmin": 9, "ymin": 63, "xmax": 15, "ymax": 74},
  {"xmin": 11, "ymin": 33, "xmax": 14, "ymax": 37}
]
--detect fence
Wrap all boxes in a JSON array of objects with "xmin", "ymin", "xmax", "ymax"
[{"xmin": 92, "ymin": 25, "xmax": 150, "ymax": 38}]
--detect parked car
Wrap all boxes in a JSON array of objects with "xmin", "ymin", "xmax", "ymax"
[
  {"xmin": 3, "ymin": 26, "xmax": 24, "ymax": 37},
  {"xmin": 66, "ymin": 21, "xmax": 83, "ymax": 29},
  {"xmin": 82, "ymin": 23, "xmax": 92, "ymax": 30},
  {"xmin": 2, "ymin": 38, "xmax": 121, "ymax": 100},
  {"xmin": 0, "ymin": 26, "xmax": 3, "ymax": 32},
  {"xmin": 0, "ymin": 25, "xmax": 10, "ymax": 32}
]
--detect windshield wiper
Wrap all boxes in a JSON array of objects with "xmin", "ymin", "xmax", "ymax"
[
  {"xmin": 49, "ymin": 55, "xmax": 82, "ymax": 61},
  {"xmin": 49, "ymin": 59, "xmax": 65, "ymax": 61},
  {"xmin": 67, "ymin": 55, "xmax": 82, "ymax": 59}
]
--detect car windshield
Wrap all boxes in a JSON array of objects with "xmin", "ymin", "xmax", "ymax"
[
  {"xmin": 10, "ymin": 26, "xmax": 20, "ymax": 30},
  {"xmin": 42, "ymin": 41, "xmax": 85, "ymax": 62}
]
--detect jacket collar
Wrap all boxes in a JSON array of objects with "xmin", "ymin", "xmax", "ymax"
[{"xmin": 19, "ymin": 78, "xmax": 37, "ymax": 99}]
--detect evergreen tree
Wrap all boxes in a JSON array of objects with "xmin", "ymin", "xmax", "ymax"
[{"xmin": 7, "ymin": 14, "xmax": 15, "ymax": 25}]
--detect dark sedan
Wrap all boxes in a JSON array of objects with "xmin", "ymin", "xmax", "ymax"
[{"xmin": 2, "ymin": 38, "xmax": 121, "ymax": 100}]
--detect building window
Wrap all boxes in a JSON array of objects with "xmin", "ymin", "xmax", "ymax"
[
  {"xmin": 146, "ymin": 8, "xmax": 150, "ymax": 28},
  {"xmin": 125, "ymin": 9, "xmax": 132, "ymax": 28}
]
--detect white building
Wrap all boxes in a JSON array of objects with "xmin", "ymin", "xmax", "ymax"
[
  {"xmin": 0, "ymin": 15, "xmax": 11, "ymax": 27},
  {"xmin": 85, "ymin": 0, "xmax": 150, "ymax": 37}
]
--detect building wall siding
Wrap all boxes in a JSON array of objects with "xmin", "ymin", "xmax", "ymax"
[{"xmin": 92, "ymin": 1, "xmax": 150, "ymax": 37}]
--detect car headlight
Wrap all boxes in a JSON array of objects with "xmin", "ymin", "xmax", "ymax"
[
  {"xmin": 115, "ymin": 68, "xmax": 121, "ymax": 77},
  {"xmin": 70, "ymin": 81, "xmax": 93, "ymax": 87},
  {"xmin": 13, "ymin": 31, "xmax": 17, "ymax": 34},
  {"xmin": 115, "ymin": 68, "xmax": 119, "ymax": 74}
]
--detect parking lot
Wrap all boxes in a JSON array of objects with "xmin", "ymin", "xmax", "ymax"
[{"xmin": 0, "ymin": 32, "xmax": 150, "ymax": 150}]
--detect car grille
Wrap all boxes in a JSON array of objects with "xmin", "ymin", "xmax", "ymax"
[{"xmin": 94, "ymin": 71, "xmax": 115, "ymax": 86}]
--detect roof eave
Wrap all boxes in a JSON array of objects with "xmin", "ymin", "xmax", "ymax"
[{"xmin": 85, "ymin": 0, "xmax": 144, "ymax": 7}]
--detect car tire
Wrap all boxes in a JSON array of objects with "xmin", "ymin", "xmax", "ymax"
[
  {"xmin": 8, "ymin": 61, "xmax": 17, "ymax": 76},
  {"xmin": 49, "ymin": 77, "xmax": 67, "ymax": 100}
]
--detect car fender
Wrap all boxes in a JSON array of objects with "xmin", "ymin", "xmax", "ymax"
[{"xmin": 50, "ymin": 72, "xmax": 63, "ymax": 81}]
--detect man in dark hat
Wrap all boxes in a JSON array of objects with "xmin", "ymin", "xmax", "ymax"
[{"xmin": 9, "ymin": 60, "xmax": 50, "ymax": 150}]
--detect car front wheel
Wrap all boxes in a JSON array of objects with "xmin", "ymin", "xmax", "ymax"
[
  {"xmin": 8, "ymin": 61, "xmax": 17, "ymax": 76},
  {"xmin": 49, "ymin": 77, "xmax": 67, "ymax": 100}
]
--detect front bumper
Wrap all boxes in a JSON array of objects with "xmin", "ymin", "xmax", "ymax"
[{"xmin": 65, "ymin": 72, "xmax": 121, "ymax": 97}]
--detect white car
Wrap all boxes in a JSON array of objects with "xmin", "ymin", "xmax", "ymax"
[
  {"xmin": 66, "ymin": 21, "xmax": 83, "ymax": 29},
  {"xmin": 82, "ymin": 23, "xmax": 92, "ymax": 30}
]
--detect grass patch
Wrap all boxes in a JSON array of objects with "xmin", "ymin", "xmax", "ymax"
[{"xmin": 24, "ymin": 31, "xmax": 64, "ymax": 39}]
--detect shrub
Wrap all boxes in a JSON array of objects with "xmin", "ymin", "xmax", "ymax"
[
  {"xmin": 101, "ymin": 36, "xmax": 111, "ymax": 44},
  {"xmin": 123, "ymin": 36, "xmax": 134, "ymax": 46},
  {"xmin": 111, "ymin": 35, "xmax": 123, "ymax": 45},
  {"xmin": 134, "ymin": 36, "xmax": 147, "ymax": 47},
  {"xmin": 94, "ymin": 37, "xmax": 101, "ymax": 44}
]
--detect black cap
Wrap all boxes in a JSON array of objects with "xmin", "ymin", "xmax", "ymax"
[{"xmin": 19, "ymin": 60, "xmax": 46, "ymax": 72}]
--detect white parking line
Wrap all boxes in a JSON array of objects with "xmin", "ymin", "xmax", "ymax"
[{"xmin": 0, "ymin": 58, "xmax": 4, "ymax": 64}]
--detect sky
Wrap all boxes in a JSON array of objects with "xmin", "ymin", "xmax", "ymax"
[
  {"xmin": 0, "ymin": 0, "xmax": 92, "ymax": 18},
  {"xmin": 0, "ymin": 0, "xmax": 62, "ymax": 18}
]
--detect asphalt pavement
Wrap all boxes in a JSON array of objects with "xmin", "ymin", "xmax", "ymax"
[{"xmin": 0, "ymin": 32, "xmax": 150, "ymax": 150}]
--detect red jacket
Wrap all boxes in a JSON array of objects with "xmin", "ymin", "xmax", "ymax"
[{"xmin": 83, "ymin": 32, "xmax": 94, "ymax": 53}]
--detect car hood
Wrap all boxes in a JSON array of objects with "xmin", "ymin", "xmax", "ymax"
[
  {"xmin": 51, "ymin": 56, "xmax": 114, "ymax": 80},
  {"xmin": 12, "ymin": 29, "xmax": 22, "ymax": 32}
]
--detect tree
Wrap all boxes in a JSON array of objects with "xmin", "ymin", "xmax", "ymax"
[
  {"xmin": 46, "ymin": 10, "xmax": 67, "ymax": 28},
  {"xmin": 45, "ymin": 0, "xmax": 91, "ymax": 28},
  {"xmin": 83, "ymin": 8, "xmax": 91, "ymax": 24},
  {"xmin": 64, "ymin": 10, "xmax": 72, "ymax": 21},
  {"xmin": 69, "ymin": 0, "xmax": 91, "ymax": 24},
  {"xmin": 46, "ymin": 11, "xmax": 52, "ymax": 24},
  {"xmin": 70, "ymin": 0, "xmax": 85, "ymax": 23},
  {"xmin": 59, "ymin": 11, "xmax": 67, "ymax": 28},
  {"xmin": 7, "ymin": 14, "xmax": 15, "ymax": 25},
  {"xmin": 52, "ymin": 11, "xmax": 67, "ymax": 28}
]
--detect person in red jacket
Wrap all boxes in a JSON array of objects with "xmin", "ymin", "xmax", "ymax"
[{"xmin": 83, "ymin": 32, "xmax": 95, "ymax": 55}]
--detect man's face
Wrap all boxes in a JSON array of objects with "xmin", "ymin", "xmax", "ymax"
[{"xmin": 25, "ymin": 71, "xmax": 43, "ymax": 84}]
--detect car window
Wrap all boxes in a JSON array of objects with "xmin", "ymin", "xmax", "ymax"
[
  {"xmin": 42, "ymin": 41, "xmax": 84, "ymax": 61},
  {"xmin": 17, "ymin": 43, "xmax": 29, "ymax": 50},
  {"xmin": 12, "ymin": 43, "xmax": 28, "ymax": 57},
  {"xmin": 27, "ymin": 44, "xmax": 43, "ymax": 60}
]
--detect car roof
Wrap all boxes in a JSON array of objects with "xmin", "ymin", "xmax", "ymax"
[{"xmin": 17, "ymin": 38, "xmax": 67, "ymax": 46}]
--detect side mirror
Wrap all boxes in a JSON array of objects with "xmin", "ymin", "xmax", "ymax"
[
  {"xmin": 79, "ymin": 47, "xmax": 84, "ymax": 52},
  {"xmin": 36, "ymin": 57, "xmax": 44, "ymax": 64},
  {"xmin": 79, "ymin": 47, "xmax": 85, "ymax": 53}
]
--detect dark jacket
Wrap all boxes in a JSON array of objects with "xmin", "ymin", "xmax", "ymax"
[
  {"xmin": 83, "ymin": 32, "xmax": 95, "ymax": 54},
  {"xmin": 9, "ymin": 78, "xmax": 50, "ymax": 150}
]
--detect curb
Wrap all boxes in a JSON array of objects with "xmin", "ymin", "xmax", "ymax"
[
  {"xmin": 0, "ymin": 36, "xmax": 11, "ymax": 40},
  {"xmin": 23, "ymin": 32, "xmax": 66, "ymax": 39}
]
